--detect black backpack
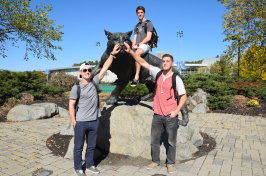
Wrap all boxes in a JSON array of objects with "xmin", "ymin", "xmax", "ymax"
[
  {"xmin": 136, "ymin": 20, "xmax": 159, "ymax": 49},
  {"xmin": 74, "ymin": 80, "xmax": 99, "ymax": 116},
  {"xmin": 154, "ymin": 70, "xmax": 178, "ymax": 103}
]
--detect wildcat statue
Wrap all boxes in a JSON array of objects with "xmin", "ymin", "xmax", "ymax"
[{"xmin": 91, "ymin": 30, "xmax": 188, "ymax": 126}]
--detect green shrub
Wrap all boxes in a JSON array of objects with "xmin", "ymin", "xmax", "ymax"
[
  {"xmin": 256, "ymin": 86, "xmax": 266, "ymax": 99},
  {"xmin": 0, "ymin": 70, "xmax": 46, "ymax": 104},
  {"xmin": 49, "ymin": 72, "xmax": 79, "ymax": 91},
  {"xmin": 0, "ymin": 70, "xmax": 68, "ymax": 104},
  {"xmin": 120, "ymin": 83, "xmax": 149, "ymax": 98},
  {"xmin": 184, "ymin": 73, "xmax": 236, "ymax": 109},
  {"xmin": 233, "ymin": 78, "xmax": 266, "ymax": 99},
  {"xmin": 41, "ymin": 84, "xmax": 67, "ymax": 95}
]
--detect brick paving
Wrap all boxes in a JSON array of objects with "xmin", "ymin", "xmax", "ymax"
[{"xmin": 0, "ymin": 113, "xmax": 265, "ymax": 176}]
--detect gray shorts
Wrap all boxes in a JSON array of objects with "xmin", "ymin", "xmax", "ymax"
[{"xmin": 138, "ymin": 44, "xmax": 151, "ymax": 54}]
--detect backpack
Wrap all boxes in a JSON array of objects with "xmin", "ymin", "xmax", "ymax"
[
  {"xmin": 154, "ymin": 70, "xmax": 179, "ymax": 103},
  {"xmin": 74, "ymin": 80, "xmax": 99, "ymax": 116},
  {"xmin": 136, "ymin": 20, "xmax": 159, "ymax": 49}
]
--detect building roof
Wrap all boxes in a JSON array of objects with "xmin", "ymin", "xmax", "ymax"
[
  {"xmin": 49, "ymin": 65, "xmax": 96, "ymax": 71},
  {"xmin": 201, "ymin": 57, "xmax": 220, "ymax": 66}
]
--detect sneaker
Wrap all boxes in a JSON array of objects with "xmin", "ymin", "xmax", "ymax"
[
  {"xmin": 86, "ymin": 166, "xmax": 100, "ymax": 174},
  {"xmin": 167, "ymin": 165, "xmax": 175, "ymax": 174},
  {"xmin": 147, "ymin": 162, "xmax": 158, "ymax": 170},
  {"xmin": 130, "ymin": 79, "xmax": 139, "ymax": 87},
  {"xmin": 74, "ymin": 170, "xmax": 86, "ymax": 176}
]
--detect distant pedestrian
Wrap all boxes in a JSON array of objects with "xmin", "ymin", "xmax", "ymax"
[{"xmin": 69, "ymin": 44, "xmax": 120, "ymax": 176}]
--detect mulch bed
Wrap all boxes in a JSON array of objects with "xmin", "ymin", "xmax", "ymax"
[
  {"xmin": 46, "ymin": 131, "xmax": 216, "ymax": 166},
  {"xmin": 1, "ymin": 93, "xmax": 264, "ymax": 166},
  {"xmin": 210, "ymin": 95, "xmax": 266, "ymax": 117}
]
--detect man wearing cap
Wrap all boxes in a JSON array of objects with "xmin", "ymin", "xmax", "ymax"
[{"xmin": 69, "ymin": 44, "xmax": 120, "ymax": 176}]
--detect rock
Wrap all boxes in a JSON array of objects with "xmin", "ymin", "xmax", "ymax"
[
  {"xmin": 58, "ymin": 107, "xmax": 70, "ymax": 118},
  {"xmin": 192, "ymin": 103, "xmax": 208, "ymax": 114},
  {"xmin": 20, "ymin": 93, "xmax": 34, "ymax": 102},
  {"xmin": 65, "ymin": 99, "xmax": 203, "ymax": 161},
  {"xmin": 188, "ymin": 98, "xmax": 197, "ymax": 111},
  {"xmin": 60, "ymin": 123, "xmax": 74, "ymax": 135},
  {"xmin": 187, "ymin": 88, "xmax": 209, "ymax": 113},
  {"xmin": 7, "ymin": 103, "xmax": 58, "ymax": 121}
]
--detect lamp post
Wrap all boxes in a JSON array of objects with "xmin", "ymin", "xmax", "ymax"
[
  {"xmin": 96, "ymin": 41, "xmax": 100, "ymax": 62},
  {"xmin": 232, "ymin": 36, "xmax": 240, "ymax": 77},
  {"xmin": 177, "ymin": 31, "xmax": 183, "ymax": 75}
]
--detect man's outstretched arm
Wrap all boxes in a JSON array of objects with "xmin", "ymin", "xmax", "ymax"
[
  {"xmin": 99, "ymin": 44, "xmax": 120, "ymax": 81},
  {"xmin": 124, "ymin": 42, "xmax": 150, "ymax": 71}
]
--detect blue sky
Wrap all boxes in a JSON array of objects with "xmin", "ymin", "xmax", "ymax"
[{"xmin": 1, "ymin": 0, "xmax": 228, "ymax": 72}]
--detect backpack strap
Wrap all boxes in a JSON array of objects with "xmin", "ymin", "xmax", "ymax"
[
  {"xmin": 74, "ymin": 82, "xmax": 81, "ymax": 116},
  {"xmin": 144, "ymin": 20, "xmax": 151, "ymax": 34},
  {"xmin": 153, "ymin": 70, "xmax": 163, "ymax": 94},
  {"xmin": 171, "ymin": 73, "xmax": 178, "ymax": 101},
  {"xmin": 154, "ymin": 71, "xmax": 179, "ymax": 105},
  {"xmin": 136, "ymin": 20, "xmax": 151, "ymax": 34},
  {"xmin": 91, "ymin": 80, "xmax": 99, "ymax": 107}
]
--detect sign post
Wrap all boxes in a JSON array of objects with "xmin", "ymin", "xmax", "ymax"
[{"xmin": 45, "ymin": 69, "xmax": 50, "ymax": 81}]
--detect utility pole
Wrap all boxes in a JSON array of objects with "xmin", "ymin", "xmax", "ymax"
[
  {"xmin": 177, "ymin": 31, "xmax": 183, "ymax": 75},
  {"xmin": 96, "ymin": 41, "xmax": 100, "ymax": 62}
]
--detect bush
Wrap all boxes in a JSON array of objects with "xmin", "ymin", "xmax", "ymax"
[
  {"xmin": 120, "ymin": 83, "xmax": 149, "ymax": 98},
  {"xmin": 0, "ymin": 70, "xmax": 69, "ymax": 105},
  {"xmin": 41, "ymin": 84, "xmax": 67, "ymax": 95},
  {"xmin": 49, "ymin": 72, "xmax": 79, "ymax": 91},
  {"xmin": 0, "ymin": 70, "xmax": 46, "ymax": 104},
  {"xmin": 233, "ymin": 78, "xmax": 266, "ymax": 99},
  {"xmin": 184, "ymin": 73, "xmax": 236, "ymax": 110}
]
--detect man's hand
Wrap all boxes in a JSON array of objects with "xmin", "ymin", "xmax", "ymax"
[
  {"xmin": 124, "ymin": 42, "xmax": 132, "ymax": 53},
  {"xmin": 112, "ymin": 44, "xmax": 121, "ymax": 55},
  {"xmin": 169, "ymin": 111, "xmax": 178, "ymax": 118},
  {"xmin": 132, "ymin": 45, "xmax": 138, "ymax": 50},
  {"xmin": 72, "ymin": 121, "xmax": 76, "ymax": 127}
]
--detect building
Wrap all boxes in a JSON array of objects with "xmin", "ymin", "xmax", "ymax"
[
  {"xmin": 156, "ymin": 51, "xmax": 172, "ymax": 59},
  {"xmin": 49, "ymin": 65, "xmax": 117, "ymax": 83}
]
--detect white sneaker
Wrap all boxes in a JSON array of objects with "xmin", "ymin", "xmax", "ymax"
[{"xmin": 86, "ymin": 166, "xmax": 100, "ymax": 174}]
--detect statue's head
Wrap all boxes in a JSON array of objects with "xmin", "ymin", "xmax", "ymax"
[{"xmin": 104, "ymin": 30, "xmax": 132, "ymax": 54}]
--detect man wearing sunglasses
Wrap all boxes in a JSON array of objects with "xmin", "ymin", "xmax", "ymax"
[{"xmin": 69, "ymin": 44, "xmax": 120, "ymax": 176}]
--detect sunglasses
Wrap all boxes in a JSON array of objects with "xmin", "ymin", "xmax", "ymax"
[{"xmin": 82, "ymin": 68, "xmax": 92, "ymax": 73}]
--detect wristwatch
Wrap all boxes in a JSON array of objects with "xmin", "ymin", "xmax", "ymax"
[{"xmin": 110, "ymin": 52, "xmax": 116, "ymax": 59}]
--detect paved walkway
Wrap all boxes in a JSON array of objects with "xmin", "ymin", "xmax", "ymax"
[{"xmin": 0, "ymin": 113, "xmax": 266, "ymax": 176}]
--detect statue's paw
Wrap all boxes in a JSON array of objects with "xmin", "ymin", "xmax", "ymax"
[
  {"xmin": 178, "ymin": 120, "xmax": 188, "ymax": 127},
  {"xmin": 106, "ymin": 96, "xmax": 117, "ymax": 105}
]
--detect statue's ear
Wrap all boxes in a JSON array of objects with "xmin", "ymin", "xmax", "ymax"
[
  {"xmin": 126, "ymin": 30, "xmax": 133, "ymax": 37},
  {"xmin": 104, "ymin": 29, "xmax": 113, "ymax": 40}
]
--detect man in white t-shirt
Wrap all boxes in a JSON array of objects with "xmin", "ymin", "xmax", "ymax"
[{"xmin": 124, "ymin": 42, "xmax": 187, "ymax": 174}]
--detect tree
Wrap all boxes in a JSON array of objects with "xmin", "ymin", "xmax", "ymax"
[
  {"xmin": 73, "ymin": 60, "xmax": 99, "ymax": 66},
  {"xmin": 240, "ymin": 45, "xmax": 266, "ymax": 80},
  {"xmin": 0, "ymin": 0, "xmax": 63, "ymax": 60},
  {"xmin": 210, "ymin": 56, "xmax": 234, "ymax": 75},
  {"xmin": 218, "ymin": 0, "xmax": 265, "ymax": 59}
]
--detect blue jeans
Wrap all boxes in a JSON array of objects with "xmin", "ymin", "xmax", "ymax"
[
  {"xmin": 151, "ymin": 114, "xmax": 179, "ymax": 165},
  {"xmin": 74, "ymin": 119, "xmax": 99, "ymax": 170}
]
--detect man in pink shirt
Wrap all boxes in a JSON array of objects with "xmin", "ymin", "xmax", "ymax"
[{"xmin": 124, "ymin": 42, "xmax": 187, "ymax": 174}]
